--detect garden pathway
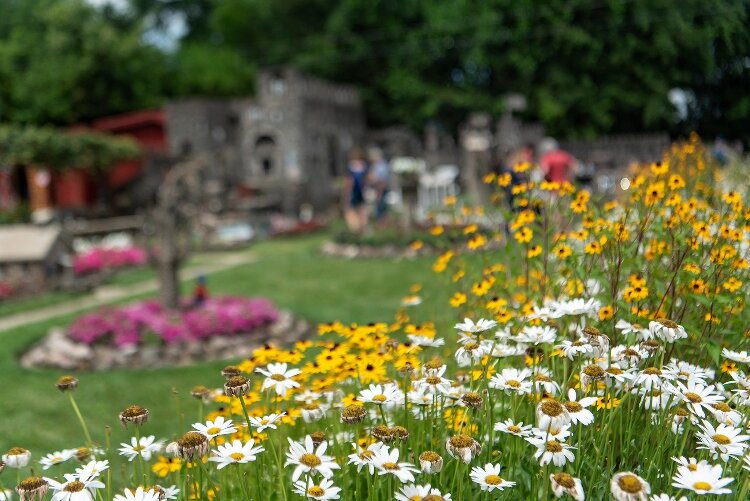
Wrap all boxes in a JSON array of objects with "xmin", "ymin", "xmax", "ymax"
[{"xmin": 0, "ymin": 251, "xmax": 256, "ymax": 332}]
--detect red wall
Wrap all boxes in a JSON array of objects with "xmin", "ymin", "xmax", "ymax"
[{"xmin": 56, "ymin": 110, "xmax": 166, "ymax": 209}]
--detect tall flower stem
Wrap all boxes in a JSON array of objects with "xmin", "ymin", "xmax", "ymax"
[{"xmin": 67, "ymin": 392, "xmax": 93, "ymax": 448}]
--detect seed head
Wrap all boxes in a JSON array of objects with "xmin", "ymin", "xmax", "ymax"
[
  {"xmin": 16, "ymin": 476, "xmax": 49, "ymax": 501},
  {"xmin": 56, "ymin": 375, "xmax": 79, "ymax": 392},
  {"xmin": 461, "ymin": 391, "xmax": 483, "ymax": 409},
  {"xmin": 341, "ymin": 404, "xmax": 366, "ymax": 424},
  {"xmin": 119, "ymin": 405, "xmax": 149, "ymax": 427},
  {"xmin": 176, "ymin": 431, "xmax": 209, "ymax": 460},
  {"xmin": 224, "ymin": 376, "xmax": 250, "ymax": 397}
]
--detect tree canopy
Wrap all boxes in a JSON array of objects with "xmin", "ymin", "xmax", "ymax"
[
  {"xmin": 0, "ymin": 0, "xmax": 747, "ymax": 142},
  {"xmin": 0, "ymin": 125, "xmax": 140, "ymax": 172}
]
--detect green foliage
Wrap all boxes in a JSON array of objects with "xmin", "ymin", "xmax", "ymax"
[
  {"xmin": 0, "ymin": 0, "xmax": 166, "ymax": 126},
  {"xmin": 0, "ymin": 125, "xmax": 140, "ymax": 171}
]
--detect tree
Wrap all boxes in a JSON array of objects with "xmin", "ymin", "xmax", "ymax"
[
  {"xmin": 0, "ymin": 125, "xmax": 139, "ymax": 171},
  {"xmin": 0, "ymin": 0, "xmax": 166, "ymax": 126}
]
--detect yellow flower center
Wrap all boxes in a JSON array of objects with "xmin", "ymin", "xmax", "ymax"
[
  {"xmin": 564, "ymin": 401, "xmax": 583, "ymax": 413},
  {"xmin": 506, "ymin": 380, "xmax": 521, "ymax": 388},
  {"xmin": 449, "ymin": 435, "xmax": 474, "ymax": 448},
  {"xmin": 617, "ymin": 475, "xmax": 643, "ymax": 493},
  {"xmin": 229, "ymin": 452, "xmax": 245, "ymax": 461},
  {"xmin": 643, "ymin": 367, "xmax": 661, "ymax": 375},
  {"xmin": 693, "ymin": 481, "xmax": 712, "ymax": 491},
  {"xmin": 425, "ymin": 376, "xmax": 441, "ymax": 385},
  {"xmin": 307, "ymin": 486, "xmax": 325, "ymax": 497},
  {"xmin": 687, "ymin": 464, "xmax": 698, "ymax": 472},
  {"xmin": 685, "ymin": 392, "xmax": 703, "ymax": 403},
  {"xmin": 713, "ymin": 434, "xmax": 731, "ymax": 445},
  {"xmin": 299, "ymin": 453, "xmax": 322, "ymax": 467},
  {"xmin": 540, "ymin": 400, "xmax": 564, "ymax": 417},
  {"xmin": 270, "ymin": 374, "xmax": 287, "ymax": 381},
  {"xmin": 507, "ymin": 425, "xmax": 521, "ymax": 434},
  {"xmin": 545, "ymin": 441, "xmax": 563, "ymax": 453},
  {"xmin": 206, "ymin": 427, "xmax": 221, "ymax": 435},
  {"xmin": 484, "ymin": 474, "xmax": 502, "ymax": 485},
  {"xmin": 372, "ymin": 394, "xmax": 387, "ymax": 402},
  {"xmin": 64, "ymin": 481, "xmax": 85, "ymax": 493},
  {"xmin": 382, "ymin": 462, "xmax": 399, "ymax": 470},
  {"xmin": 553, "ymin": 473, "xmax": 576, "ymax": 488}
]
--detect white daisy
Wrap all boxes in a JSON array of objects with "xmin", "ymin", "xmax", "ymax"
[
  {"xmin": 394, "ymin": 484, "xmax": 452, "ymax": 501},
  {"xmin": 672, "ymin": 462, "xmax": 733, "ymax": 495},
  {"xmin": 535, "ymin": 399, "xmax": 571, "ymax": 432},
  {"xmin": 551, "ymin": 298, "xmax": 601, "ymax": 318},
  {"xmin": 157, "ymin": 486, "xmax": 179, "ymax": 500},
  {"xmin": 117, "ymin": 436, "xmax": 164, "ymax": 462},
  {"xmin": 112, "ymin": 487, "xmax": 162, "ymax": 501},
  {"xmin": 416, "ymin": 366, "xmax": 452, "ymax": 395},
  {"xmin": 247, "ymin": 412, "xmax": 286, "ymax": 432},
  {"xmin": 667, "ymin": 380, "xmax": 724, "ymax": 418},
  {"xmin": 649, "ymin": 494, "xmax": 687, "ymax": 501},
  {"xmin": 347, "ymin": 442, "xmax": 385, "ymax": 474},
  {"xmin": 39, "ymin": 449, "xmax": 76, "ymax": 470},
  {"xmin": 563, "ymin": 389, "xmax": 597, "ymax": 425},
  {"xmin": 648, "ymin": 319, "xmax": 687, "ymax": 343},
  {"xmin": 529, "ymin": 424, "xmax": 572, "ymax": 442},
  {"xmin": 2, "ymin": 447, "xmax": 31, "ymax": 468},
  {"xmin": 358, "ymin": 383, "xmax": 403, "ymax": 406},
  {"xmin": 615, "ymin": 319, "xmax": 651, "ymax": 339},
  {"xmin": 663, "ymin": 359, "xmax": 713, "ymax": 383},
  {"xmin": 209, "ymin": 440, "xmax": 264, "ymax": 469},
  {"xmin": 408, "ymin": 335, "xmax": 445, "ymax": 348},
  {"xmin": 489, "ymin": 368, "xmax": 532, "ymax": 394},
  {"xmin": 532, "ymin": 369, "xmax": 561, "ymax": 395},
  {"xmin": 611, "ymin": 344, "xmax": 649, "ymax": 368},
  {"xmin": 722, "ymin": 348, "xmax": 750, "ymax": 363},
  {"xmin": 550, "ymin": 472, "xmax": 585, "ymax": 500},
  {"xmin": 454, "ymin": 340, "xmax": 488, "ymax": 367},
  {"xmin": 300, "ymin": 402, "xmax": 329, "ymax": 423},
  {"xmin": 610, "ymin": 471, "xmax": 650, "ymax": 500},
  {"xmin": 46, "ymin": 473, "xmax": 105, "ymax": 501},
  {"xmin": 294, "ymin": 390, "xmax": 322, "ymax": 403},
  {"xmin": 74, "ymin": 459, "xmax": 109, "ymax": 481},
  {"xmin": 556, "ymin": 339, "xmax": 593, "ymax": 360},
  {"xmin": 515, "ymin": 325, "xmax": 557, "ymax": 345},
  {"xmin": 494, "ymin": 419, "xmax": 533, "ymax": 437},
  {"xmin": 192, "ymin": 416, "xmax": 237, "ymax": 439},
  {"xmin": 255, "ymin": 363, "xmax": 301, "ymax": 396},
  {"xmin": 454, "ymin": 317, "xmax": 497, "ymax": 333},
  {"xmin": 526, "ymin": 437, "xmax": 576, "ymax": 466},
  {"xmin": 696, "ymin": 421, "xmax": 750, "ymax": 461},
  {"xmin": 292, "ymin": 478, "xmax": 341, "ymax": 500},
  {"xmin": 633, "ymin": 367, "xmax": 672, "ymax": 390},
  {"xmin": 285, "ymin": 435, "xmax": 340, "ymax": 482},
  {"xmin": 371, "ymin": 446, "xmax": 419, "ymax": 483},
  {"xmin": 470, "ymin": 463, "xmax": 516, "ymax": 491}
]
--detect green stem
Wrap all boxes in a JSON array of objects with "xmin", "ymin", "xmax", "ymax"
[{"xmin": 67, "ymin": 392, "xmax": 94, "ymax": 448}]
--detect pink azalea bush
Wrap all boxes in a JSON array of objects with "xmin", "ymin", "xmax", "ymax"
[
  {"xmin": 67, "ymin": 297, "xmax": 279, "ymax": 347},
  {"xmin": 0, "ymin": 280, "xmax": 14, "ymax": 299},
  {"xmin": 73, "ymin": 246, "xmax": 148, "ymax": 275}
]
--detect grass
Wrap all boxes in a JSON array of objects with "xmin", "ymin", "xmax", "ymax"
[
  {"xmin": 0, "ymin": 267, "xmax": 156, "ymax": 318},
  {"xmin": 0, "ymin": 234, "xmax": 447, "ymax": 454}
]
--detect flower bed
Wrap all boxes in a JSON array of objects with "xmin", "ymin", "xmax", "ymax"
[
  {"xmin": 9, "ymin": 138, "xmax": 750, "ymax": 500},
  {"xmin": 73, "ymin": 246, "xmax": 148, "ymax": 275},
  {"xmin": 68, "ymin": 297, "xmax": 279, "ymax": 347}
]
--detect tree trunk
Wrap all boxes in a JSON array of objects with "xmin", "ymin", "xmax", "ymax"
[
  {"xmin": 159, "ymin": 257, "xmax": 181, "ymax": 310},
  {"xmin": 156, "ymin": 207, "xmax": 182, "ymax": 310}
]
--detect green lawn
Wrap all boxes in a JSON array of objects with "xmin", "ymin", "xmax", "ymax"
[{"xmin": 0, "ymin": 235, "xmax": 450, "ymax": 455}]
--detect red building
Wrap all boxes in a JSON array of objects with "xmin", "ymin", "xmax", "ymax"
[{"xmin": 52, "ymin": 109, "xmax": 167, "ymax": 212}]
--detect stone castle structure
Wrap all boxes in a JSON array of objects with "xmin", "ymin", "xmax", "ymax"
[{"xmin": 166, "ymin": 68, "xmax": 366, "ymax": 212}]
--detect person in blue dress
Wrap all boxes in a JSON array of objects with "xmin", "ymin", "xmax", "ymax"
[{"xmin": 343, "ymin": 147, "xmax": 369, "ymax": 234}]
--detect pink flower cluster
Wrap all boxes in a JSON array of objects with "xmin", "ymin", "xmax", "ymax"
[
  {"xmin": 67, "ymin": 297, "xmax": 279, "ymax": 347},
  {"xmin": 0, "ymin": 280, "xmax": 14, "ymax": 299},
  {"xmin": 73, "ymin": 246, "xmax": 148, "ymax": 275}
]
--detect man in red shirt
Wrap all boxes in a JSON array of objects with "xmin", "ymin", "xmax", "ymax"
[{"xmin": 539, "ymin": 139, "xmax": 576, "ymax": 184}]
